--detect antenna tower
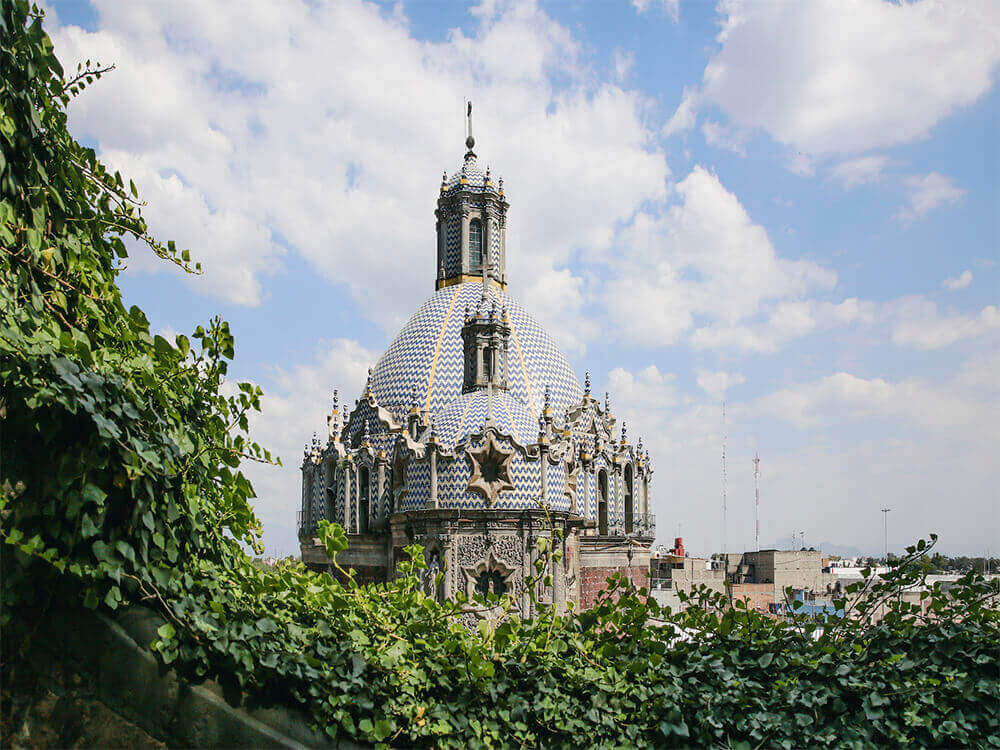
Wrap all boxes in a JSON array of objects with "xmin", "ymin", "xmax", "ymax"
[
  {"xmin": 721, "ymin": 401, "xmax": 727, "ymax": 556},
  {"xmin": 753, "ymin": 453, "xmax": 760, "ymax": 552}
]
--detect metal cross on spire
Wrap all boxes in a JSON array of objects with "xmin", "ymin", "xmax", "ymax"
[{"xmin": 465, "ymin": 100, "xmax": 476, "ymax": 154}]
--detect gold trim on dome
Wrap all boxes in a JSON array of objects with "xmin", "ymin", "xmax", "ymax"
[
  {"xmin": 436, "ymin": 274, "xmax": 507, "ymax": 290},
  {"xmin": 424, "ymin": 290, "xmax": 460, "ymax": 415}
]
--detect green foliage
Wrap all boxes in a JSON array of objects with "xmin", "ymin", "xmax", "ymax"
[{"xmin": 2, "ymin": 4, "xmax": 999, "ymax": 748}]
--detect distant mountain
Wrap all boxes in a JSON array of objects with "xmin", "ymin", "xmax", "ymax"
[{"xmin": 773, "ymin": 538, "xmax": 866, "ymax": 558}]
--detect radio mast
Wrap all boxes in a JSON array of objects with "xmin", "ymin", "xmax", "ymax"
[
  {"xmin": 753, "ymin": 453, "xmax": 760, "ymax": 553},
  {"xmin": 721, "ymin": 402, "xmax": 727, "ymax": 556}
]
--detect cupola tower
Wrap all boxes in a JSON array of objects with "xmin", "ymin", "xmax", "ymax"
[{"xmin": 435, "ymin": 102, "xmax": 508, "ymax": 290}]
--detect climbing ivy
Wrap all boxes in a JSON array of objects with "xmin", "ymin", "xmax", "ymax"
[{"xmin": 2, "ymin": 3, "xmax": 998, "ymax": 747}]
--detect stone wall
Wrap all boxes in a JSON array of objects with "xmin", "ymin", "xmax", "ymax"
[{"xmin": 2, "ymin": 606, "xmax": 363, "ymax": 749}]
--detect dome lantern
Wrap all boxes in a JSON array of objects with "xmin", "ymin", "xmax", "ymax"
[{"xmin": 434, "ymin": 101, "xmax": 509, "ymax": 292}]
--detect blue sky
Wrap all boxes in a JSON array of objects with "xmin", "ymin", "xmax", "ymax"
[{"xmin": 46, "ymin": 0, "xmax": 998, "ymax": 558}]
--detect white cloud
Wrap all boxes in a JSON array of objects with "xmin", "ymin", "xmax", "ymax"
[
  {"xmin": 696, "ymin": 370, "xmax": 746, "ymax": 399},
  {"xmin": 943, "ymin": 270, "xmax": 974, "ymax": 291},
  {"xmin": 830, "ymin": 155, "xmax": 888, "ymax": 189},
  {"xmin": 607, "ymin": 365, "xmax": 677, "ymax": 412},
  {"xmin": 241, "ymin": 338, "xmax": 378, "ymax": 556},
  {"xmin": 663, "ymin": 86, "xmax": 698, "ymax": 137},
  {"xmin": 890, "ymin": 298, "xmax": 1000, "ymax": 350},
  {"xmin": 895, "ymin": 172, "xmax": 966, "ymax": 223},
  {"xmin": 701, "ymin": 120, "xmax": 745, "ymax": 156},
  {"xmin": 53, "ymin": 0, "xmax": 668, "ymax": 335},
  {"xmin": 612, "ymin": 47, "xmax": 634, "ymax": 83},
  {"xmin": 609, "ymin": 358, "xmax": 999, "ymax": 556},
  {"xmin": 746, "ymin": 369, "xmax": 997, "ymax": 441},
  {"xmin": 693, "ymin": 0, "xmax": 1000, "ymax": 155},
  {"xmin": 604, "ymin": 166, "xmax": 836, "ymax": 349},
  {"xmin": 632, "ymin": 0, "xmax": 679, "ymax": 23}
]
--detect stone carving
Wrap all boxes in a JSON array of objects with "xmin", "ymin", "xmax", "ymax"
[{"xmin": 465, "ymin": 433, "xmax": 515, "ymax": 505}]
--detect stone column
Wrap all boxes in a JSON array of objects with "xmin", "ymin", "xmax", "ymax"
[
  {"xmin": 376, "ymin": 457, "xmax": 386, "ymax": 526},
  {"xmin": 461, "ymin": 212, "xmax": 470, "ymax": 275},
  {"xmin": 521, "ymin": 522, "xmax": 531, "ymax": 619},
  {"xmin": 343, "ymin": 463, "xmax": 353, "ymax": 532},
  {"xmin": 429, "ymin": 449, "xmax": 438, "ymax": 509},
  {"xmin": 483, "ymin": 212, "xmax": 493, "ymax": 279}
]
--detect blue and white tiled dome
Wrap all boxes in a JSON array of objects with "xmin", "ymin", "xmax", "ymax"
[
  {"xmin": 432, "ymin": 389, "xmax": 537, "ymax": 449},
  {"xmin": 444, "ymin": 153, "xmax": 489, "ymax": 191},
  {"xmin": 369, "ymin": 281, "xmax": 582, "ymax": 426}
]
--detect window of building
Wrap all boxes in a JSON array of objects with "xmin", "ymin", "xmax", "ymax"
[
  {"xmin": 469, "ymin": 219, "xmax": 483, "ymax": 270},
  {"xmin": 483, "ymin": 346, "xmax": 493, "ymax": 380},
  {"xmin": 358, "ymin": 466, "xmax": 370, "ymax": 534},
  {"xmin": 475, "ymin": 569, "xmax": 507, "ymax": 598}
]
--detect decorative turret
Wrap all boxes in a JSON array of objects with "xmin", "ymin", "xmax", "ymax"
[
  {"xmin": 461, "ymin": 287, "xmax": 511, "ymax": 393},
  {"xmin": 434, "ymin": 102, "xmax": 509, "ymax": 290}
]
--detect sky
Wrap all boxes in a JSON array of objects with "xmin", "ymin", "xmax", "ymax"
[{"xmin": 44, "ymin": 0, "xmax": 999, "ymax": 558}]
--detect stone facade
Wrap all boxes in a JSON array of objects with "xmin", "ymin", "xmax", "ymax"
[{"xmin": 297, "ymin": 114, "xmax": 656, "ymax": 611}]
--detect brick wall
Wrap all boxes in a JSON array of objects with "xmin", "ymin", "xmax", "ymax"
[
  {"xmin": 579, "ymin": 566, "xmax": 648, "ymax": 609},
  {"xmin": 730, "ymin": 583, "xmax": 775, "ymax": 613}
]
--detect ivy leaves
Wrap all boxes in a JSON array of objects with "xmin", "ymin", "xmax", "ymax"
[{"xmin": 2, "ymin": 4, "xmax": 998, "ymax": 749}]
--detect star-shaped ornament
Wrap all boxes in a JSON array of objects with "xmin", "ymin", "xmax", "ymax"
[{"xmin": 466, "ymin": 432, "xmax": 515, "ymax": 505}]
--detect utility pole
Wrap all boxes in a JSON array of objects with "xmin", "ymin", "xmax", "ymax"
[
  {"xmin": 753, "ymin": 453, "xmax": 760, "ymax": 553},
  {"xmin": 880, "ymin": 508, "xmax": 891, "ymax": 563}
]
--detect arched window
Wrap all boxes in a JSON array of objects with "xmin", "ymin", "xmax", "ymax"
[
  {"xmin": 325, "ymin": 457, "xmax": 337, "ymax": 522},
  {"xmin": 624, "ymin": 464, "xmax": 634, "ymax": 534},
  {"xmin": 358, "ymin": 466, "xmax": 370, "ymax": 534},
  {"xmin": 483, "ymin": 347, "xmax": 493, "ymax": 380},
  {"xmin": 598, "ymin": 469, "xmax": 609, "ymax": 536},
  {"xmin": 469, "ymin": 219, "xmax": 483, "ymax": 270},
  {"xmin": 475, "ymin": 570, "xmax": 507, "ymax": 598}
]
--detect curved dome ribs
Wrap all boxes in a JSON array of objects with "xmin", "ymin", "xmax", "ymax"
[{"xmin": 300, "ymin": 130, "xmax": 654, "ymax": 541}]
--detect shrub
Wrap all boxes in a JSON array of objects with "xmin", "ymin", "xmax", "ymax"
[{"xmin": 2, "ymin": 4, "xmax": 998, "ymax": 747}]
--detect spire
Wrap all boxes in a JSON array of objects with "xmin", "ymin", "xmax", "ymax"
[{"xmin": 465, "ymin": 100, "xmax": 476, "ymax": 157}]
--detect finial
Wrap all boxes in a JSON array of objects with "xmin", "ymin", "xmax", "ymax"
[
  {"xmin": 584, "ymin": 371, "xmax": 591, "ymax": 397},
  {"xmin": 485, "ymin": 165, "xmax": 491, "ymax": 184},
  {"xmin": 409, "ymin": 384, "xmax": 419, "ymax": 412},
  {"xmin": 620, "ymin": 420, "xmax": 627, "ymax": 444},
  {"xmin": 605, "ymin": 392, "xmax": 610, "ymax": 413},
  {"xmin": 544, "ymin": 384, "xmax": 551, "ymax": 414},
  {"xmin": 465, "ymin": 100, "xmax": 476, "ymax": 155},
  {"xmin": 332, "ymin": 389, "xmax": 339, "ymax": 411},
  {"xmin": 637, "ymin": 436, "xmax": 643, "ymax": 454},
  {"xmin": 362, "ymin": 419, "xmax": 371, "ymax": 445},
  {"xmin": 498, "ymin": 176, "xmax": 503, "ymax": 195}
]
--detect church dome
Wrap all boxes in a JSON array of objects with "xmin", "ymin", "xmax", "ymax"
[
  {"xmin": 432, "ymin": 389, "xmax": 537, "ymax": 449},
  {"xmin": 369, "ymin": 281, "xmax": 581, "ymax": 426},
  {"xmin": 443, "ymin": 152, "xmax": 489, "ymax": 191}
]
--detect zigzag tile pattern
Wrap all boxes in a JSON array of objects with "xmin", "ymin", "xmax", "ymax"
[
  {"xmin": 433, "ymin": 390, "xmax": 536, "ymax": 448},
  {"xmin": 369, "ymin": 281, "xmax": 582, "ymax": 426}
]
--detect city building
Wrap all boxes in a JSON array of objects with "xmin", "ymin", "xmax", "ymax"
[{"xmin": 297, "ymin": 115, "xmax": 655, "ymax": 614}]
